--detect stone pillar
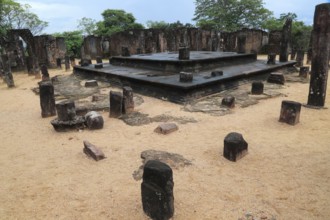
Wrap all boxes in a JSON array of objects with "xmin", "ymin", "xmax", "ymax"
[
  {"xmin": 295, "ymin": 49, "xmax": 304, "ymax": 67},
  {"xmin": 299, "ymin": 66, "xmax": 310, "ymax": 78},
  {"xmin": 40, "ymin": 64, "xmax": 50, "ymax": 81},
  {"xmin": 70, "ymin": 56, "xmax": 76, "ymax": 67},
  {"xmin": 279, "ymin": 100, "xmax": 301, "ymax": 125},
  {"xmin": 178, "ymin": 46, "xmax": 190, "ymax": 60},
  {"xmin": 56, "ymin": 100, "xmax": 76, "ymax": 121},
  {"xmin": 96, "ymin": 56, "xmax": 103, "ymax": 64},
  {"xmin": 109, "ymin": 91, "xmax": 123, "ymax": 118},
  {"xmin": 279, "ymin": 18, "xmax": 292, "ymax": 62},
  {"xmin": 121, "ymin": 46, "xmax": 130, "ymax": 57},
  {"xmin": 307, "ymin": 3, "xmax": 330, "ymax": 107},
  {"xmin": 267, "ymin": 53, "xmax": 276, "ymax": 65},
  {"xmin": 141, "ymin": 160, "xmax": 174, "ymax": 220},
  {"xmin": 56, "ymin": 58, "xmax": 62, "ymax": 69},
  {"xmin": 223, "ymin": 132, "xmax": 248, "ymax": 162},
  {"xmin": 65, "ymin": 56, "xmax": 70, "ymax": 71},
  {"xmin": 306, "ymin": 35, "xmax": 312, "ymax": 65},
  {"xmin": 1, "ymin": 55, "xmax": 15, "ymax": 88},
  {"xmin": 251, "ymin": 81, "xmax": 264, "ymax": 95},
  {"xmin": 122, "ymin": 86, "xmax": 134, "ymax": 114},
  {"xmin": 221, "ymin": 96, "xmax": 235, "ymax": 108},
  {"xmin": 39, "ymin": 81, "xmax": 56, "ymax": 118},
  {"xmin": 26, "ymin": 56, "xmax": 33, "ymax": 75},
  {"xmin": 237, "ymin": 33, "xmax": 247, "ymax": 54}
]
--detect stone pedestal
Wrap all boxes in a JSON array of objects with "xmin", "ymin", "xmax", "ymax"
[
  {"xmin": 178, "ymin": 47, "xmax": 190, "ymax": 60},
  {"xmin": 179, "ymin": 72, "xmax": 193, "ymax": 83},
  {"xmin": 122, "ymin": 86, "xmax": 134, "ymax": 114},
  {"xmin": 109, "ymin": 91, "xmax": 123, "ymax": 118},
  {"xmin": 223, "ymin": 132, "xmax": 248, "ymax": 162},
  {"xmin": 279, "ymin": 100, "xmax": 301, "ymax": 125},
  {"xmin": 251, "ymin": 81, "xmax": 264, "ymax": 95},
  {"xmin": 267, "ymin": 53, "xmax": 276, "ymax": 65},
  {"xmin": 141, "ymin": 160, "xmax": 174, "ymax": 220},
  {"xmin": 221, "ymin": 96, "xmax": 235, "ymax": 108},
  {"xmin": 267, "ymin": 72, "xmax": 285, "ymax": 85},
  {"xmin": 299, "ymin": 66, "xmax": 310, "ymax": 78},
  {"xmin": 39, "ymin": 81, "xmax": 56, "ymax": 118},
  {"xmin": 85, "ymin": 111, "xmax": 104, "ymax": 130},
  {"xmin": 56, "ymin": 100, "xmax": 76, "ymax": 121}
]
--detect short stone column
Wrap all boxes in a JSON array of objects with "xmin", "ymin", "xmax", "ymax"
[
  {"xmin": 122, "ymin": 86, "xmax": 134, "ymax": 114},
  {"xmin": 56, "ymin": 100, "xmax": 77, "ymax": 121},
  {"xmin": 96, "ymin": 56, "xmax": 103, "ymax": 64},
  {"xmin": 179, "ymin": 72, "xmax": 193, "ymax": 83},
  {"xmin": 121, "ymin": 46, "xmax": 130, "ymax": 57},
  {"xmin": 223, "ymin": 132, "xmax": 248, "ymax": 162},
  {"xmin": 56, "ymin": 58, "xmax": 62, "ymax": 69},
  {"xmin": 251, "ymin": 81, "xmax": 264, "ymax": 95},
  {"xmin": 279, "ymin": 100, "xmax": 301, "ymax": 125},
  {"xmin": 178, "ymin": 46, "xmax": 190, "ymax": 60},
  {"xmin": 40, "ymin": 64, "xmax": 50, "ymax": 81},
  {"xmin": 267, "ymin": 53, "xmax": 276, "ymax": 65},
  {"xmin": 299, "ymin": 66, "xmax": 310, "ymax": 78},
  {"xmin": 39, "ymin": 81, "xmax": 56, "ymax": 118},
  {"xmin": 279, "ymin": 18, "xmax": 292, "ymax": 62},
  {"xmin": 221, "ymin": 96, "xmax": 235, "ymax": 108},
  {"xmin": 307, "ymin": 3, "xmax": 330, "ymax": 107},
  {"xmin": 295, "ymin": 50, "xmax": 304, "ymax": 67},
  {"xmin": 1, "ymin": 54, "xmax": 15, "ymax": 88},
  {"xmin": 267, "ymin": 72, "xmax": 285, "ymax": 85},
  {"xmin": 65, "ymin": 56, "xmax": 70, "ymax": 71},
  {"xmin": 109, "ymin": 91, "xmax": 123, "ymax": 118},
  {"xmin": 84, "ymin": 111, "xmax": 104, "ymax": 129},
  {"xmin": 141, "ymin": 160, "xmax": 174, "ymax": 220}
]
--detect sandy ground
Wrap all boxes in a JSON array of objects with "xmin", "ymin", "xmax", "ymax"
[{"xmin": 0, "ymin": 60, "xmax": 329, "ymax": 220}]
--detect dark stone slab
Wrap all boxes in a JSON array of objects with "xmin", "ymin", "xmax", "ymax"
[
  {"xmin": 83, "ymin": 140, "xmax": 105, "ymax": 161},
  {"xmin": 85, "ymin": 111, "xmax": 104, "ymax": 129},
  {"xmin": 141, "ymin": 160, "xmax": 174, "ymax": 220},
  {"xmin": 267, "ymin": 72, "xmax": 285, "ymax": 85},
  {"xmin": 279, "ymin": 100, "xmax": 301, "ymax": 125},
  {"xmin": 109, "ymin": 91, "xmax": 123, "ymax": 118},
  {"xmin": 223, "ymin": 132, "xmax": 248, "ymax": 162},
  {"xmin": 39, "ymin": 81, "xmax": 56, "ymax": 118},
  {"xmin": 50, "ymin": 116, "xmax": 85, "ymax": 132},
  {"xmin": 154, "ymin": 123, "xmax": 178, "ymax": 135},
  {"xmin": 221, "ymin": 96, "xmax": 235, "ymax": 108},
  {"xmin": 85, "ymin": 80, "xmax": 98, "ymax": 87},
  {"xmin": 251, "ymin": 81, "xmax": 264, "ymax": 95}
]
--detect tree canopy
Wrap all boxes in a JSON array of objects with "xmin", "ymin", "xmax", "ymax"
[
  {"xmin": 53, "ymin": 30, "xmax": 83, "ymax": 57},
  {"xmin": 193, "ymin": 0, "xmax": 273, "ymax": 31},
  {"xmin": 146, "ymin": 20, "xmax": 195, "ymax": 29},
  {"xmin": 94, "ymin": 9, "xmax": 144, "ymax": 36},
  {"xmin": 77, "ymin": 17, "xmax": 97, "ymax": 36}
]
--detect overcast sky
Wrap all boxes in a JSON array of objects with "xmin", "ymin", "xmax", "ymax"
[{"xmin": 18, "ymin": 0, "xmax": 330, "ymax": 34}]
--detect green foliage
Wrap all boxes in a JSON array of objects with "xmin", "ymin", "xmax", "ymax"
[
  {"xmin": 194, "ymin": 0, "xmax": 273, "ymax": 31},
  {"xmin": 146, "ymin": 20, "xmax": 195, "ymax": 29},
  {"xmin": 94, "ymin": 9, "xmax": 144, "ymax": 36},
  {"xmin": 77, "ymin": 17, "xmax": 97, "ymax": 36},
  {"xmin": 53, "ymin": 30, "xmax": 83, "ymax": 57}
]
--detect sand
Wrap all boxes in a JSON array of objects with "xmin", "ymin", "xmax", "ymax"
[{"xmin": 0, "ymin": 62, "xmax": 329, "ymax": 220}]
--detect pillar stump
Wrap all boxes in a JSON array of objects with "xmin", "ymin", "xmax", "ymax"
[
  {"xmin": 141, "ymin": 160, "xmax": 174, "ymax": 220},
  {"xmin": 65, "ymin": 56, "xmax": 70, "ymax": 71},
  {"xmin": 251, "ymin": 81, "xmax": 264, "ymax": 95},
  {"xmin": 178, "ymin": 46, "xmax": 190, "ymax": 60},
  {"xmin": 56, "ymin": 100, "xmax": 77, "ymax": 121},
  {"xmin": 122, "ymin": 86, "xmax": 134, "ymax": 114},
  {"xmin": 56, "ymin": 58, "xmax": 62, "ymax": 69},
  {"xmin": 70, "ymin": 56, "xmax": 76, "ymax": 67},
  {"xmin": 267, "ymin": 53, "xmax": 276, "ymax": 65},
  {"xmin": 85, "ymin": 111, "xmax": 104, "ymax": 130},
  {"xmin": 39, "ymin": 81, "xmax": 56, "ymax": 118},
  {"xmin": 295, "ymin": 50, "xmax": 304, "ymax": 67},
  {"xmin": 267, "ymin": 72, "xmax": 285, "ymax": 85},
  {"xmin": 299, "ymin": 66, "xmax": 310, "ymax": 78},
  {"xmin": 279, "ymin": 100, "xmax": 301, "ymax": 125},
  {"xmin": 179, "ymin": 72, "xmax": 193, "ymax": 83},
  {"xmin": 96, "ymin": 56, "xmax": 103, "ymax": 64},
  {"xmin": 109, "ymin": 91, "xmax": 123, "ymax": 118},
  {"xmin": 121, "ymin": 46, "xmax": 130, "ymax": 57},
  {"xmin": 307, "ymin": 3, "xmax": 330, "ymax": 107},
  {"xmin": 237, "ymin": 33, "xmax": 247, "ymax": 54},
  {"xmin": 223, "ymin": 132, "xmax": 248, "ymax": 162},
  {"xmin": 41, "ymin": 64, "xmax": 50, "ymax": 81},
  {"xmin": 221, "ymin": 96, "xmax": 235, "ymax": 108}
]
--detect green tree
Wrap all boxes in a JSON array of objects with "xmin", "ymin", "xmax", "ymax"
[
  {"xmin": 194, "ymin": 0, "xmax": 272, "ymax": 31},
  {"xmin": 77, "ymin": 17, "xmax": 97, "ymax": 36},
  {"xmin": 94, "ymin": 9, "xmax": 144, "ymax": 36},
  {"xmin": 53, "ymin": 30, "xmax": 83, "ymax": 57},
  {"xmin": 146, "ymin": 20, "xmax": 195, "ymax": 29}
]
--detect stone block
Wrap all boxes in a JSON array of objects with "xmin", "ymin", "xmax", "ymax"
[
  {"xmin": 223, "ymin": 132, "xmax": 248, "ymax": 162},
  {"xmin": 179, "ymin": 72, "xmax": 193, "ymax": 83},
  {"xmin": 267, "ymin": 53, "xmax": 276, "ymax": 65},
  {"xmin": 109, "ymin": 91, "xmax": 123, "ymax": 118},
  {"xmin": 85, "ymin": 111, "xmax": 104, "ymax": 129},
  {"xmin": 121, "ymin": 46, "xmax": 130, "ymax": 57},
  {"xmin": 85, "ymin": 80, "xmax": 98, "ymax": 87},
  {"xmin": 299, "ymin": 66, "xmax": 309, "ymax": 78},
  {"xmin": 251, "ymin": 81, "xmax": 264, "ymax": 95},
  {"xmin": 83, "ymin": 140, "xmax": 105, "ymax": 161},
  {"xmin": 154, "ymin": 123, "xmax": 178, "ymax": 135},
  {"xmin": 211, "ymin": 70, "xmax": 223, "ymax": 77},
  {"xmin": 279, "ymin": 100, "xmax": 301, "ymax": 125},
  {"xmin": 122, "ymin": 86, "xmax": 134, "ymax": 114},
  {"xmin": 267, "ymin": 72, "xmax": 285, "ymax": 85},
  {"xmin": 178, "ymin": 47, "xmax": 190, "ymax": 60},
  {"xmin": 39, "ymin": 81, "xmax": 56, "ymax": 118},
  {"xmin": 94, "ymin": 63, "xmax": 103, "ymax": 69},
  {"xmin": 221, "ymin": 96, "xmax": 235, "ymax": 108},
  {"xmin": 141, "ymin": 160, "xmax": 174, "ymax": 220}
]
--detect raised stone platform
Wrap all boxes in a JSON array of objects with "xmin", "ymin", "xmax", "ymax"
[{"xmin": 74, "ymin": 51, "xmax": 296, "ymax": 103}]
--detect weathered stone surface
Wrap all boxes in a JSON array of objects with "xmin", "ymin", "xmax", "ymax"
[
  {"xmin": 299, "ymin": 66, "xmax": 310, "ymax": 78},
  {"xmin": 96, "ymin": 56, "xmax": 103, "ymax": 64},
  {"xmin": 267, "ymin": 72, "xmax": 285, "ymax": 85},
  {"xmin": 223, "ymin": 132, "xmax": 248, "ymax": 162},
  {"xmin": 39, "ymin": 81, "xmax": 56, "ymax": 118},
  {"xmin": 109, "ymin": 91, "xmax": 123, "ymax": 118},
  {"xmin": 279, "ymin": 100, "xmax": 301, "ymax": 125},
  {"xmin": 80, "ymin": 59, "xmax": 91, "ymax": 66},
  {"xmin": 178, "ymin": 46, "xmax": 190, "ymax": 60},
  {"xmin": 179, "ymin": 72, "xmax": 193, "ymax": 83},
  {"xmin": 65, "ymin": 56, "xmax": 70, "ymax": 71},
  {"xmin": 40, "ymin": 64, "xmax": 50, "ymax": 81},
  {"xmin": 279, "ymin": 18, "xmax": 292, "ymax": 62},
  {"xmin": 295, "ymin": 50, "xmax": 304, "ymax": 67},
  {"xmin": 56, "ymin": 100, "xmax": 77, "ymax": 121},
  {"xmin": 121, "ymin": 46, "xmax": 130, "ymax": 57},
  {"xmin": 85, "ymin": 111, "xmax": 104, "ymax": 129},
  {"xmin": 251, "ymin": 81, "xmax": 264, "ymax": 95},
  {"xmin": 211, "ymin": 70, "xmax": 223, "ymax": 77},
  {"xmin": 307, "ymin": 3, "xmax": 330, "ymax": 107},
  {"xmin": 56, "ymin": 58, "xmax": 62, "ymax": 69},
  {"xmin": 141, "ymin": 160, "xmax": 174, "ymax": 220},
  {"xmin": 70, "ymin": 56, "xmax": 76, "ymax": 67},
  {"xmin": 237, "ymin": 33, "xmax": 247, "ymax": 53},
  {"xmin": 267, "ymin": 53, "xmax": 276, "ymax": 65},
  {"xmin": 154, "ymin": 123, "xmax": 178, "ymax": 135},
  {"xmin": 94, "ymin": 63, "xmax": 103, "ymax": 69},
  {"xmin": 122, "ymin": 86, "xmax": 134, "ymax": 114},
  {"xmin": 50, "ymin": 116, "xmax": 85, "ymax": 132},
  {"xmin": 83, "ymin": 140, "xmax": 105, "ymax": 161},
  {"xmin": 221, "ymin": 96, "xmax": 235, "ymax": 108},
  {"xmin": 85, "ymin": 80, "xmax": 98, "ymax": 87}
]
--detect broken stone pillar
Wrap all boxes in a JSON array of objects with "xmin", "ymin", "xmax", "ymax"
[
  {"xmin": 179, "ymin": 72, "xmax": 193, "ymax": 82},
  {"xmin": 237, "ymin": 33, "xmax": 247, "ymax": 54},
  {"xmin": 279, "ymin": 100, "xmax": 301, "ymax": 125},
  {"xmin": 39, "ymin": 81, "xmax": 56, "ymax": 118},
  {"xmin": 251, "ymin": 81, "xmax": 264, "ymax": 95},
  {"xmin": 279, "ymin": 18, "xmax": 292, "ymax": 62},
  {"xmin": 307, "ymin": 3, "xmax": 330, "ymax": 107},
  {"xmin": 70, "ymin": 56, "xmax": 76, "ymax": 67},
  {"xmin": 65, "ymin": 56, "xmax": 70, "ymax": 71},
  {"xmin": 40, "ymin": 64, "xmax": 50, "ymax": 81},
  {"xmin": 295, "ymin": 49, "xmax": 304, "ymax": 67},
  {"xmin": 223, "ymin": 132, "xmax": 248, "ymax": 162},
  {"xmin": 121, "ymin": 46, "xmax": 130, "ymax": 57},
  {"xmin": 83, "ymin": 140, "xmax": 105, "ymax": 161},
  {"xmin": 267, "ymin": 72, "xmax": 285, "ymax": 85},
  {"xmin": 299, "ymin": 66, "xmax": 310, "ymax": 78},
  {"xmin": 154, "ymin": 123, "xmax": 178, "ymax": 135},
  {"xmin": 109, "ymin": 91, "xmax": 123, "ymax": 118},
  {"xmin": 267, "ymin": 53, "xmax": 276, "ymax": 65},
  {"xmin": 96, "ymin": 56, "xmax": 102, "ymax": 64},
  {"xmin": 56, "ymin": 100, "xmax": 76, "ymax": 121},
  {"xmin": 221, "ymin": 96, "xmax": 235, "ymax": 108},
  {"xmin": 1, "ymin": 55, "xmax": 15, "ymax": 88},
  {"xmin": 122, "ymin": 86, "xmax": 134, "ymax": 114},
  {"xmin": 26, "ymin": 56, "xmax": 33, "ymax": 75},
  {"xmin": 84, "ymin": 111, "xmax": 104, "ymax": 129},
  {"xmin": 32, "ymin": 56, "xmax": 41, "ymax": 79},
  {"xmin": 306, "ymin": 35, "xmax": 312, "ymax": 65},
  {"xmin": 56, "ymin": 58, "xmax": 62, "ymax": 69},
  {"xmin": 178, "ymin": 46, "xmax": 190, "ymax": 60},
  {"xmin": 80, "ymin": 59, "xmax": 91, "ymax": 66},
  {"xmin": 141, "ymin": 160, "xmax": 174, "ymax": 220}
]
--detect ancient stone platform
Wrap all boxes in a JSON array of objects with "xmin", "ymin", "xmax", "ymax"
[{"xmin": 74, "ymin": 51, "xmax": 296, "ymax": 103}]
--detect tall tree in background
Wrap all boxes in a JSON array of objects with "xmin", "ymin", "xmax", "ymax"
[
  {"xmin": 193, "ymin": 0, "xmax": 272, "ymax": 31},
  {"xmin": 53, "ymin": 31, "xmax": 83, "ymax": 57},
  {"xmin": 77, "ymin": 17, "xmax": 97, "ymax": 36},
  {"xmin": 146, "ymin": 20, "xmax": 195, "ymax": 29},
  {"xmin": 94, "ymin": 9, "xmax": 144, "ymax": 36}
]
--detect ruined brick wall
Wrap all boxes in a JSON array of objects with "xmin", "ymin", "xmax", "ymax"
[
  {"xmin": 81, "ymin": 35, "xmax": 103, "ymax": 59},
  {"xmin": 268, "ymin": 30, "xmax": 282, "ymax": 54}
]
